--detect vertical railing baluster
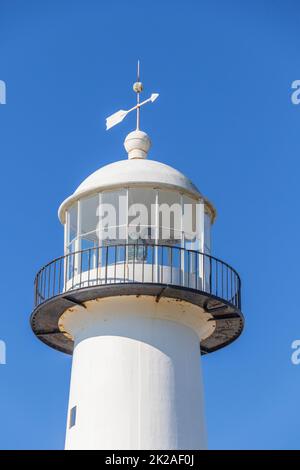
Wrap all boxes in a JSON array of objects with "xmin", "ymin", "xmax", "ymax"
[
  {"xmin": 221, "ymin": 262, "xmax": 224, "ymax": 299},
  {"xmin": 133, "ymin": 244, "xmax": 136, "ymax": 282},
  {"xmin": 105, "ymin": 246, "xmax": 108, "ymax": 284},
  {"xmin": 179, "ymin": 247, "xmax": 182, "ymax": 286},
  {"xmin": 142, "ymin": 244, "xmax": 145, "ymax": 283},
  {"xmin": 213, "ymin": 259, "xmax": 216, "ymax": 295},
  {"xmin": 79, "ymin": 251, "xmax": 83, "ymax": 288},
  {"xmin": 114, "ymin": 245, "xmax": 117, "ymax": 283},
  {"xmin": 236, "ymin": 274, "xmax": 239, "ymax": 308},
  {"xmin": 97, "ymin": 246, "xmax": 100, "ymax": 284},
  {"xmin": 203, "ymin": 255, "xmax": 206, "ymax": 293},
  {"xmin": 233, "ymin": 272, "xmax": 237, "ymax": 307},
  {"xmin": 45, "ymin": 266, "xmax": 47, "ymax": 300},
  {"xmin": 58, "ymin": 258, "xmax": 62, "ymax": 295},
  {"xmin": 64, "ymin": 255, "xmax": 68, "ymax": 293},
  {"xmin": 48, "ymin": 264, "xmax": 51, "ymax": 299},
  {"xmin": 226, "ymin": 266, "xmax": 229, "ymax": 301},
  {"xmin": 161, "ymin": 246, "xmax": 163, "ymax": 283},
  {"xmin": 216, "ymin": 260, "xmax": 218, "ymax": 297},
  {"xmin": 170, "ymin": 247, "xmax": 173, "ymax": 284},
  {"xmin": 35, "ymin": 275, "xmax": 38, "ymax": 306},
  {"xmin": 36, "ymin": 273, "xmax": 39, "ymax": 305},
  {"xmin": 195, "ymin": 251, "xmax": 198, "ymax": 289},
  {"xmin": 88, "ymin": 249, "xmax": 91, "ymax": 286},
  {"xmin": 34, "ymin": 276, "xmax": 37, "ymax": 306},
  {"xmin": 52, "ymin": 261, "xmax": 56, "ymax": 297},
  {"xmin": 39, "ymin": 272, "xmax": 42, "ymax": 303},
  {"xmin": 151, "ymin": 245, "xmax": 154, "ymax": 283},
  {"xmin": 124, "ymin": 244, "xmax": 126, "ymax": 282},
  {"xmin": 209, "ymin": 256, "xmax": 212, "ymax": 294},
  {"xmin": 37, "ymin": 273, "xmax": 40, "ymax": 304},
  {"xmin": 40, "ymin": 271, "xmax": 43, "ymax": 303},
  {"xmin": 72, "ymin": 252, "xmax": 75, "ymax": 289},
  {"xmin": 187, "ymin": 251, "xmax": 190, "ymax": 288},
  {"xmin": 40, "ymin": 269, "xmax": 43, "ymax": 303},
  {"xmin": 43, "ymin": 268, "xmax": 47, "ymax": 299},
  {"xmin": 42, "ymin": 267, "xmax": 45, "ymax": 300}
]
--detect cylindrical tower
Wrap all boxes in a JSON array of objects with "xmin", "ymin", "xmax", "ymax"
[{"xmin": 30, "ymin": 78, "xmax": 244, "ymax": 450}]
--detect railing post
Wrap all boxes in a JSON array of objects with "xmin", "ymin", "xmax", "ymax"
[
  {"xmin": 79, "ymin": 251, "xmax": 83, "ymax": 288},
  {"xmin": 105, "ymin": 246, "xmax": 108, "ymax": 284},
  {"xmin": 124, "ymin": 244, "xmax": 126, "ymax": 282},
  {"xmin": 52, "ymin": 261, "xmax": 56, "ymax": 297},
  {"xmin": 114, "ymin": 245, "xmax": 117, "ymax": 282},
  {"xmin": 195, "ymin": 251, "xmax": 198, "ymax": 290},
  {"xmin": 97, "ymin": 246, "xmax": 100, "ymax": 284},
  {"xmin": 133, "ymin": 244, "xmax": 136, "ymax": 282},
  {"xmin": 48, "ymin": 264, "xmax": 51, "ymax": 299},
  {"xmin": 170, "ymin": 247, "xmax": 173, "ymax": 284},
  {"xmin": 209, "ymin": 256, "xmax": 212, "ymax": 295},
  {"xmin": 58, "ymin": 258, "xmax": 62, "ymax": 296},
  {"xmin": 34, "ymin": 276, "xmax": 37, "ymax": 307},
  {"xmin": 216, "ymin": 260, "xmax": 218, "ymax": 297},
  {"xmin": 88, "ymin": 249, "xmax": 91, "ymax": 286}
]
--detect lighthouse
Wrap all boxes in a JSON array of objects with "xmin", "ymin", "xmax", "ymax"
[{"xmin": 30, "ymin": 65, "xmax": 244, "ymax": 450}]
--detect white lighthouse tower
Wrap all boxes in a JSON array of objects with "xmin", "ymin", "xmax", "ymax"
[{"xmin": 31, "ymin": 65, "xmax": 244, "ymax": 450}]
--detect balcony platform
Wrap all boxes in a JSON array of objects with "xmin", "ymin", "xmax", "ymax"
[{"xmin": 30, "ymin": 244, "xmax": 244, "ymax": 355}]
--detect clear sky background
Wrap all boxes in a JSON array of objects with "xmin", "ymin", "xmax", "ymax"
[{"xmin": 0, "ymin": 0, "xmax": 300, "ymax": 450}]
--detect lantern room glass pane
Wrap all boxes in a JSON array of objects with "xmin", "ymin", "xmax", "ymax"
[
  {"xmin": 80, "ymin": 195, "xmax": 99, "ymax": 238},
  {"xmin": 128, "ymin": 188, "xmax": 156, "ymax": 241},
  {"xmin": 100, "ymin": 189, "xmax": 127, "ymax": 244},
  {"xmin": 68, "ymin": 203, "xmax": 78, "ymax": 243},
  {"xmin": 204, "ymin": 212, "xmax": 211, "ymax": 254},
  {"xmin": 157, "ymin": 190, "xmax": 181, "ymax": 245},
  {"xmin": 182, "ymin": 195, "xmax": 197, "ymax": 244}
]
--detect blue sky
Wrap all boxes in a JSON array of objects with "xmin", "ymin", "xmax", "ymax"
[{"xmin": 1, "ymin": 0, "xmax": 300, "ymax": 450}]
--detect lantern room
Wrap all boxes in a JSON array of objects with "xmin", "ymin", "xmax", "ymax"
[{"xmin": 59, "ymin": 130, "xmax": 215, "ymax": 259}]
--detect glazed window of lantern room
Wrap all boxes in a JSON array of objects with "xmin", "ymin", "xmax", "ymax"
[
  {"xmin": 66, "ymin": 196, "xmax": 99, "ymax": 254},
  {"xmin": 128, "ymin": 188, "xmax": 156, "ymax": 242},
  {"xmin": 204, "ymin": 211, "xmax": 211, "ymax": 254},
  {"xmin": 182, "ymin": 194, "xmax": 198, "ymax": 250},
  {"xmin": 80, "ymin": 195, "xmax": 99, "ymax": 250},
  {"xmin": 100, "ymin": 189, "xmax": 127, "ymax": 244},
  {"xmin": 157, "ymin": 190, "xmax": 181, "ymax": 246},
  {"xmin": 66, "ymin": 202, "xmax": 78, "ymax": 254},
  {"xmin": 65, "ymin": 189, "xmax": 209, "ymax": 253}
]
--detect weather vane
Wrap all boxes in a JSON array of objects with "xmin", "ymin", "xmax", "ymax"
[{"xmin": 106, "ymin": 61, "xmax": 159, "ymax": 131}]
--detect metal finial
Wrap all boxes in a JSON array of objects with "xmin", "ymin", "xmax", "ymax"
[{"xmin": 105, "ymin": 62, "xmax": 159, "ymax": 131}]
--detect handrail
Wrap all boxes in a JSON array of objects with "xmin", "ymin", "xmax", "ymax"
[{"xmin": 33, "ymin": 243, "xmax": 241, "ymax": 311}]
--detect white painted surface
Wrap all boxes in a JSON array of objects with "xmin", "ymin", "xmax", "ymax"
[
  {"xmin": 60, "ymin": 296, "xmax": 211, "ymax": 450},
  {"xmin": 74, "ymin": 159, "xmax": 200, "ymax": 196},
  {"xmin": 124, "ymin": 130, "xmax": 151, "ymax": 159},
  {"xmin": 65, "ymin": 263, "xmax": 209, "ymax": 296},
  {"xmin": 58, "ymin": 158, "xmax": 206, "ymax": 223}
]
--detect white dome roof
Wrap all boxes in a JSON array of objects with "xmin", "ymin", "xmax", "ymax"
[
  {"xmin": 58, "ymin": 127, "xmax": 216, "ymax": 223},
  {"xmin": 58, "ymin": 158, "xmax": 205, "ymax": 223},
  {"xmin": 75, "ymin": 159, "xmax": 200, "ymax": 196}
]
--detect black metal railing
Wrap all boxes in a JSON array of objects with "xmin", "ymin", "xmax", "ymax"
[{"xmin": 34, "ymin": 243, "xmax": 241, "ymax": 310}]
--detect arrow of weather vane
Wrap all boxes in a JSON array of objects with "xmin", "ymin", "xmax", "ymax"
[{"xmin": 105, "ymin": 61, "xmax": 159, "ymax": 131}]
